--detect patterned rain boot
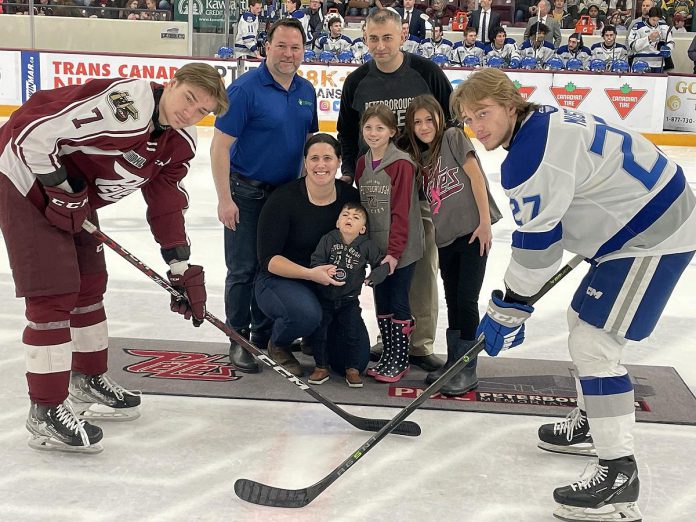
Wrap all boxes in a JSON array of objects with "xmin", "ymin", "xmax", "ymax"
[
  {"xmin": 367, "ymin": 314, "xmax": 392, "ymax": 377},
  {"xmin": 374, "ymin": 318, "xmax": 413, "ymax": 383}
]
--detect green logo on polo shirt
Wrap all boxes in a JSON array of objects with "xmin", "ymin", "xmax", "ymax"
[{"xmin": 298, "ymin": 99, "xmax": 313, "ymax": 107}]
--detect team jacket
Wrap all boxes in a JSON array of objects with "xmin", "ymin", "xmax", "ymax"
[
  {"xmin": 0, "ymin": 78, "xmax": 196, "ymax": 254},
  {"xmin": 484, "ymin": 38, "xmax": 520, "ymax": 64},
  {"xmin": 500, "ymin": 105, "xmax": 696, "ymax": 297},
  {"xmin": 590, "ymin": 42, "xmax": 628, "ymax": 62},
  {"xmin": 401, "ymin": 35, "xmax": 423, "ymax": 54},
  {"xmin": 419, "ymin": 38, "xmax": 454, "ymax": 59},
  {"xmin": 450, "ymin": 41, "xmax": 486, "ymax": 65}
]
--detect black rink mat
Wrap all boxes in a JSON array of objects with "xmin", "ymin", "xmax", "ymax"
[{"xmin": 109, "ymin": 337, "xmax": 696, "ymax": 425}]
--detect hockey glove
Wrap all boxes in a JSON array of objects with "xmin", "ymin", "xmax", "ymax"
[
  {"xmin": 476, "ymin": 290, "xmax": 534, "ymax": 356},
  {"xmin": 167, "ymin": 265, "xmax": 207, "ymax": 327},
  {"xmin": 44, "ymin": 184, "xmax": 91, "ymax": 234}
]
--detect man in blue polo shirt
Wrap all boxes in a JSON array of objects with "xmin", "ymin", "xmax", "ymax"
[{"xmin": 211, "ymin": 17, "xmax": 318, "ymax": 373}]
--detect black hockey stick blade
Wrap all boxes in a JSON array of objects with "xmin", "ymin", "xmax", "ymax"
[
  {"xmin": 81, "ymin": 220, "xmax": 421, "ymax": 438},
  {"xmin": 234, "ymin": 255, "xmax": 585, "ymax": 508}
]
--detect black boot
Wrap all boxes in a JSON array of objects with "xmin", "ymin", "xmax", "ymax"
[
  {"xmin": 425, "ymin": 329, "xmax": 459, "ymax": 385},
  {"xmin": 229, "ymin": 330, "xmax": 260, "ymax": 373},
  {"xmin": 440, "ymin": 339, "xmax": 478, "ymax": 396}
]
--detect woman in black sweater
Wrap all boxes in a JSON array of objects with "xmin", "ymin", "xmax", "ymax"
[{"xmin": 255, "ymin": 134, "xmax": 361, "ymax": 377}]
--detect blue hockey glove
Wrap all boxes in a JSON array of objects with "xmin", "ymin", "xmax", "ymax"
[
  {"xmin": 476, "ymin": 290, "xmax": 534, "ymax": 356},
  {"xmin": 660, "ymin": 48, "xmax": 671, "ymax": 58}
]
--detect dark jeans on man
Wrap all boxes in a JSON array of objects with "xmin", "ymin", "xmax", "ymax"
[
  {"xmin": 373, "ymin": 261, "xmax": 417, "ymax": 320},
  {"xmin": 255, "ymin": 273, "xmax": 370, "ymax": 374},
  {"xmin": 439, "ymin": 233, "xmax": 488, "ymax": 340},
  {"xmin": 310, "ymin": 297, "xmax": 370, "ymax": 373},
  {"xmin": 224, "ymin": 176, "xmax": 271, "ymax": 338}
]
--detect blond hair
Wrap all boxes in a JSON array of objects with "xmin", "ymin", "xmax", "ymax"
[
  {"xmin": 174, "ymin": 62, "xmax": 229, "ymax": 116},
  {"xmin": 450, "ymin": 68, "xmax": 535, "ymax": 124}
]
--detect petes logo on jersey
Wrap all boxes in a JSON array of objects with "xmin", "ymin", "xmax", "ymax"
[
  {"xmin": 108, "ymin": 91, "xmax": 139, "ymax": 122},
  {"xmin": 605, "ymin": 83, "xmax": 647, "ymax": 119},
  {"xmin": 550, "ymin": 82, "xmax": 592, "ymax": 109}
]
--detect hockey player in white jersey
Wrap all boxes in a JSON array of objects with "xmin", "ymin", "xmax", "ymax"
[
  {"xmin": 284, "ymin": 0, "xmax": 312, "ymax": 45},
  {"xmin": 590, "ymin": 25, "xmax": 628, "ymax": 66},
  {"xmin": 315, "ymin": 15, "xmax": 353, "ymax": 55},
  {"xmin": 627, "ymin": 6, "xmax": 674, "ymax": 72},
  {"xmin": 483, "ymin": 26, "xmax": 520, "ymax": 66},
  {"xmin": 555, "ymin": 32, "xmax": 591, "ymax": 69},
  {"xmin": 419, "ymin": 23, "xmax": 454, "ymax": 59},
  {"xmin": 351, "ymin": 22, "xmax": 369, "ymax": 63},
  {"xmin": 452, "ymin": 68, "xmax": 696, "ymax": 522},
  {"xmin": 400, "ymin": 19, "xmax": 423, "ymax": 54},
  {"xmin": 235, "ymin": 0, "xmax": 263, "ymax": 58},
  {"xmin": 450, "ymin": 27, "xmax": 486, "ymax": 66},
  {"xmin": 518, "ymin": 23, "xmax": 556, "ymax": 67}
]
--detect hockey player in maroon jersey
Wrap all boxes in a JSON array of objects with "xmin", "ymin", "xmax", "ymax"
[{"xmin": 0, "ymin": 62, "xmax": 228, "ymax": 454}]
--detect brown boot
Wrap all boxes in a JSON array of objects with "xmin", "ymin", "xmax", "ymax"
[
  {"xmin": 345, "ymin": 368, "xmax": 363, "ymax": 388},
  {"xmin": 267, "ymin": 340, "xmax": 302, "ymax": 377},
  {"xmin": 308, "ymin": 367, "xmax": 330, "ymax": 385}
]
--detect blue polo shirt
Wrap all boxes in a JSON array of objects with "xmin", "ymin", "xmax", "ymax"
[{"xmin": 215, "ymin": 61, "xmax": 318, "ymax": 186}]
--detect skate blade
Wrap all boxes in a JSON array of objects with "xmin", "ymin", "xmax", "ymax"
[
  {"xmin": 73, "ymin": 402, "xmax": 141, "ymax": 422},
  {"xmin": 553, "ymin": 502, "xmax": 642, "ymax": 522},
  {"xmin": 538, "ymin": 441, "xmax": 597, "ymax": 457},
  {"xmin": 28, "ymin": 436, "xmax": 104, "ymax": 454}
]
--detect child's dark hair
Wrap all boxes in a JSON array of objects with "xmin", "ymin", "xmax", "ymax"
[
  {"xmin": 360, "ymin": 104, "xmax": 398, "ymax": 135},
  {"xmin": 398, "ymin": 94, "xmax": 446, "ymax": 174},
  {"xmin": 341, "ymin": 201, "xmax": 368, "ymax": 224}
]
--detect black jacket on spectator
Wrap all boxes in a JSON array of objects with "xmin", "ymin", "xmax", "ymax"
[
  {"xmin": 396, "ymin": 6, "xmax": 427, "ymax": 39},
  {"xmin": 468, "ymin": 8, "xmax": 502, "ymax": 44}
]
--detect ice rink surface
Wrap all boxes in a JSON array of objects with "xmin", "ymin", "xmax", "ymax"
[{"xmin": 1, "ymin": 128, "xmax": 695, "ymax": 521}]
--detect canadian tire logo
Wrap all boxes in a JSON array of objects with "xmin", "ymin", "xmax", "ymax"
[
  {"xmin": 605, "ymin": 83, "xmax": 647, "ymax": 119},
  {"xmin": 550, "ymin": 82, "xmax": 591, "ymax": 109},
  {"xmin": 513, "ymin": 80, "xmax": 536, "ymax": 100},
  {"xmin": 124, "ymin": 349, "xmax": 241, "ymax": 381}
]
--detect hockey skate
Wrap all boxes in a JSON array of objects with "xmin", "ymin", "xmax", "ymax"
[
  {"xmin": 553, "ymin": 456, "xmax": 642, "ymax": 522},
  {"xmin": 538, "ymin": 407, "xmax": 596, "ymax": 456},
  {"xmin": 69, "ymin": 372, "xmax": 141, "ymax": 421},
  {"xmin": 26, "ymin": 401, "xmax": 104, "ymax": 454}
]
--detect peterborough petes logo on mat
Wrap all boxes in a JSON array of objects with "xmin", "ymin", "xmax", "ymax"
[{"xmin": 124, "ymin": 349, "xmax": 240, "ymax": 381}]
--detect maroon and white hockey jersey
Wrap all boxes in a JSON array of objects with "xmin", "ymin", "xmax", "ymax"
[{"xmin": 0, "ymin": 77, "xmax": 197, "ymax": 251}]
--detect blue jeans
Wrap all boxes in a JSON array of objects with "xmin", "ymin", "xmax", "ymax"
[
  {"xmin": 224, "ymin": 176, "xmax": 271, "ymax": 336},
  {"xmin": 254, "ymin": 273, "xmax": 323, "ymax": 347},
  {"xmin": 310, "ymin": 298, "xmax": 370, "ymax": 373},
  {"xmin": 373, "ymin": 261, "xmax": 416, "ymax": 320}
]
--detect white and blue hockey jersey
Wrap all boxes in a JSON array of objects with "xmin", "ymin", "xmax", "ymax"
[
  {"xmin": 315, "ymin": 34, "xmax": 353, "ymax": 54},
  {"xmin": 555, "ymin": 44, "xmax": 592, "ymax": 68},
  {"xmin": 351, "ymin": 37, "xmax": 369, "ymax": 63},
  {"xmin": 288, "ymin": 9, "xmax": 312, "ymax": 44},
  {"xmin": 234, "ymin": 12, "xmax": 260, "ymax": 58},
  {"xmin": 450, "ymin": 41, "xmax": 486, "ymax": 66},
  {"xmin": 518, "ymin": 40, "xmax": 556, "ymax": 66},
  {"xmin": 590, "ymin": 42, "xmax": 628, "ymax": 62},
  {"xmin": 500, "ymin": 106, "xmax": 696, "ymax": 297},
  {"xmin": 484, "ymin": 38, "xmax": 520, "ymax": 64},
  {"xmin": 401, "ymin": 35, "xmax": 423, "ymax": 54},
  {"xmin": 419, "ymin": 38, "xmax": 454, "ymax": 59},
  {"xmin": 627, "ymin": 20, "xmax": 674, "ymax": 70}
]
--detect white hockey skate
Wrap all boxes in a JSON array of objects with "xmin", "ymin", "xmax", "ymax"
[
  {"xmin": 538, "ymin": 407, "xmax": 596, "ymax": 456},
  {"xmin": 69, "ymin": 372, "xmax": 141, "ymax": 421},
  {"xmin": 26, "ymin": 401, "xmax": 104, "ymax": 454},
  {"xmin": 553, "ymin": 456, "xmax": 642, "ymax": 522}
]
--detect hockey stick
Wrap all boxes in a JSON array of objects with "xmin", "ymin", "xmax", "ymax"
[
  {"xmin": 234, "ymin": 254, "xmax": 585, "ymax": 508},
  {"xmin": 81, "ymin": 220, "xmax": 421, "ymax": 438}
]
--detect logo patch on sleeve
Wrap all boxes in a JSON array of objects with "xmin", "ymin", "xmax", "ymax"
[{"xmin": 108, "ymin": 91, "xmax": 139, "ymax": 122}]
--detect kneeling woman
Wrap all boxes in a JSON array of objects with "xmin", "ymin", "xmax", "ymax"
[{"xmin": 254, "ymin": 134, "xmax": 367, "ymax": 377}]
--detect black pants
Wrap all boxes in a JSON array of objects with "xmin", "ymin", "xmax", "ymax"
[{"xmin": 438, "ymin": 233, "xmax": 488, "ymax": 340}]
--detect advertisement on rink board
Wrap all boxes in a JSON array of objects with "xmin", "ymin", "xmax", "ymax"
[
  {"xmin": 0, "ymin": 50, "xmax": 22, "ymax": 106},
  {"xmin": 663, "ymin": 74, "xmax": 696, "ymax": 132}
]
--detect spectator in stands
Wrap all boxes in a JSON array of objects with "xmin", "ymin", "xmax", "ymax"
[
  {"xmin": 628, "ymin": 5, "xmax": 674, "ymax": 71},
  {"xmin": 661, "ymin": 0, "xmax": 694, "ymax": 25},
  {"xmin": 124, "ymin": 0, "xmax": 141, "ymax": 19},
  {"xmin": 608, "ymin": 0, "xmax": 632, "ymax": 18},
  {"xmin": 450, "ymin": 27, "xmax": 486, "ymax": 65},
  {"xmin": 609, "ymin": 10, "xmax": 629, "ymax": 32},
  {"xmin": 420, "ymin": 22, "xmax": 454, "ymax": 58},
  {"xmin": 484, "ymin": 26, "xmax": 520, "ymax": 65},
  {"xmin": 468, "ymin": 0, "xmax": 501, "ymax": 45},
  {"xmin": 426, "ymin": 0, "xmax": 458, "ymax": 28},
  {"xmin": 54, "ymin": 0, "xmax": 84, "ymax": 16},
  {"xmin": 397, "ymin": 0, "xmax": 427, "ymax": 39},
  {"xmin": 524, "ymin": 0, "xmax": 562, "ymax": 47},
  {"xmin": 516, "ymin": 0, "xmax": 537, "ymax": 23},
  {"xmin": 327, "ymin": 0, "xmax": 346, "ymax": 18},
  {"xmin": 35, "ymin": 0, "xmax": 56, "ymax": 16},
  {"xmin": 579, "ymin": 0, "xmax": 608, "ymax": 15},
  {"xmin": 591, "ymin": 24, "xmax": 628, "ymax": 62},
  {"xmin": 556, "ymin": 31, "xmax": 592, "ymax": 67},
  {"xmin": 585, "ymin": 3, "xmax": 606, "ymax": 32},
  {"xmin": 348, "ymin": 0, "xmax": 371, "ymax": 17},
  {"xmin": 551, "ymin": 0, "xmax": 575, "ymax": 28},
  {"xmin": 519, "ymin": 22, "xmax": 556, "ymax": 65},
  {"xmin": 672, "ymin": 12, "xmax": 688, "ymax": 31}
]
